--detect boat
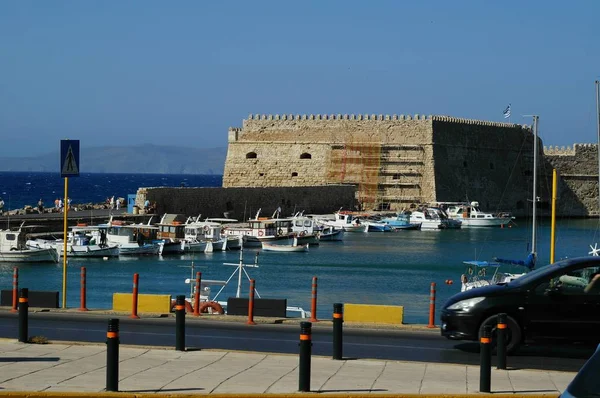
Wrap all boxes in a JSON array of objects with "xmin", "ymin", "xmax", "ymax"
[
  {"xmin": 0, "ymin": 223, "xmax": 58, "ymax": 263},
  {"xmin": 363, "ymin": 220, "xmax": 391, "ymax": 232},
  {"xmin": 154, "ymin": 214, "xmax": 187, "ymax": 254},
  {"xmin": 99, "ymin": 219, "xmax": 161, "ymax": 256},
  {"xmin": 407, "ymin": 208, "xmax": 461, "ymax": 230},
  {"xmin": 222, "ymin": 208, "xmax": 307, "ymax": 248},
  {"xmin": 440, "ymin": 201, "xmax": 513, "ymax": 228},
  {"xmin": 318, "ymin": 226, "xmax": 344, "ymax": 241},
  {"xmin": 314, "ymin": 210, "xmax": 365, "ymax": 232},
  {"xmin": 261, "ymin": 237, "xmax": 309, "ymax": 252},
  {"xmin": 28, "ymin": 225, "xmax": 119, "ymax": 258},
  {"xmin": 380, "ymin": 213, "xmax": 422, "ymax": 231},
  {"xmin": 289, "ymin": 214, "xmax": 321, "ymax": 244},
  {"xmin": 460, "ymin": 257, "xmax": 534, "ymax": 292}
]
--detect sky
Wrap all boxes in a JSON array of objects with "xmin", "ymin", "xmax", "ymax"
[{"xmin": 1, "ymin": 1, "xmax": 599, "ymax": 157}]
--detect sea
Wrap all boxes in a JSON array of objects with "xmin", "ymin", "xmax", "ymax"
[{"xmin": 1, "ymin": 171, "xmax": 600, "ymax": 324}]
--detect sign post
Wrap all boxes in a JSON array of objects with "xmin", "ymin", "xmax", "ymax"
[{"xmin": 60, "ymin": 140, "xmax": 80, "ymax": 308}]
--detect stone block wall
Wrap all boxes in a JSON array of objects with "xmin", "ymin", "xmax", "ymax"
[
  {"xmin": 431, "ymin": 119, "xmax": 538, "ymax": 215},
  {"xmin": 544, "ymin": 144, "xmax": 599, "ymax": 216},
  {"xmin": 136, "ymin": 185, "xmax": 358, "ymax": 220}
]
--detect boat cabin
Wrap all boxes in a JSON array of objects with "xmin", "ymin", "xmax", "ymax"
[
  {"xmin": 102, "ymin": 223, "xmax": 159, "ymax": 245},
  {"xmin": 0, "ymin": 229, "xmax": 26, "ymax": 251}
]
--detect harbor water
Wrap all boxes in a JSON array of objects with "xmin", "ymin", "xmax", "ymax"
[{"xmin": 1, "ymin": 218, "xmax": 599, "ymax": 324}]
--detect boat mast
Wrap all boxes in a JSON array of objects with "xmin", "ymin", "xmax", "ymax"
[
  {"xmin": 531, "ymin": 115, "xmax": 539, "ymax": 257},
  {"xmin": 596, "ymin": 80, "xmax": 600, "ymax": 216}
]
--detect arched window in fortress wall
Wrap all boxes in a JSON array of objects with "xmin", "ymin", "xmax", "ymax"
[
  {"xmin": 246, "ymin": 152, "xmax": 257, "ymax": 159},
  {"xmin": 300, "ymin": 153, "xmax": 312, "ymax": 159},
  {"xmin": 291, "ymin": 172, "xmax": 298, "ymax": 177}
]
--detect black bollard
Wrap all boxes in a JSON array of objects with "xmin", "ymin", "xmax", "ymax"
[
  {"xmin": 106, "ymin": 318, "xmax": 119, "ymax": 392},
  {"xmin": 175, "ymin": 295, "xmax": 186, "ymax": 351},
  {"xmin": 479, "ymin": 324, "xmax": 492, "ymax": 393},
  {"xmin": 18, "ymin": 288, "xmax": 29, "ymax": 343},
  {"xmin": 332, "ymin": 303, "xmax": 343, "ymax": 360},
  {"xmin": 496, "ymin": 313, "xmax": 507, "ymax": 370},
  {"xmin": 298, "ymin": 321, "xmax": 312, "ymax": 392}
]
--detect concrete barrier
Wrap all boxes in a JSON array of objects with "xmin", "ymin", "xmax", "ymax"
[
  {"xmin": 112, "ymin": 293, "xmax": 171, "ymax": 314},
  {"xmin": 344, "ymin": 303, "xmax": 404, "ymax": 324}
]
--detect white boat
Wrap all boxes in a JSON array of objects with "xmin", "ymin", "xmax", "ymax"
[
  {"xmin": 29, "ymin": 225, "xmax": 119, "ymax": 258},
  {"xmin": 99, "ymin": 219, "xmax": 161, "ymax": 256},
  {"xmin": 222, "ymin": 209, "xmax": 297, "ymax": 247},
  {"xmin": 261, "ymin": 237, "xmax": 309, "ymax": 252},
  {"xmin": 289, "ymin": 214, "xmax": 320, "ymax": 245},
  {"xmin": 314, "ymin": 210, "xmax": 364, "ymax": 232},
  {"xmin": 441, "ymin": 201, "xmax": 513, "ymax": 228},
  {"xmin": 155, "ymin": 214, "xmax": 187, "ymax": 254},
  {"xmin": 407, "ymin": 208, "xmax": 461, "ymax": 230},
  {"xmin": 318, "ymin": 226, "xmax": 344, "ymax": 241},
  {"xmin": 183, "ymin": 217, "xmax": 240, "ymax": 252},
  {"xmin": 0, "ymin": 224, "xmax": 58, "ymax": 263}
]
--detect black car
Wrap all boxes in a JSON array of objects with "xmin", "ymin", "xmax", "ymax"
[{"xmin": 441, "ymin": 257, "xmax": 600, "ymax": 353}]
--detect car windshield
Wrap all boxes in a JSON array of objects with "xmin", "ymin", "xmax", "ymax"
[{"xmin": 508, "ymin": 263, "xmax": 562, "ymax": 287}]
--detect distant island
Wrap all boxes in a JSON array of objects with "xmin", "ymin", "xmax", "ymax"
[{"xmin": 0, "ymin": 144, "xmax": 227, "ymax": 174}]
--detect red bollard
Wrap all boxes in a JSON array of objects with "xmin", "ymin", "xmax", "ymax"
[
  {"xmin": 427, "ymin": 282, "xmax": 436, "ymax": 328},
  {"xmin": 309, "ymin": 276, "xmax": 318, "ymax": 322},
  {"xmin": 79, "ymin": 267, "xmax": 88, "ymax": 311},
  {"xmin": 11, "ymin": 267, "xmax": 18, "ymax": 313},
  {"xmin": 247, "ymin": 279, "xmax": 256, "ymax": 325},
  {"xmin": 193, "ymin": 272, "xmax": 201, "ymax": 317},
  {"xmin": 130, "ymin": 273, "xmax": 140, "ymax": 319}
]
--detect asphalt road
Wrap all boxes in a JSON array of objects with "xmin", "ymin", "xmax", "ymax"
[{"xmin": 0, "ymin": 312, "xmax": 593, "ymax": 372}]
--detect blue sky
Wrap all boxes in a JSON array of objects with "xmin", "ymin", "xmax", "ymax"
[{"xmin": 1, "ymin": 1, "xmax": 599, "ymax": 157}]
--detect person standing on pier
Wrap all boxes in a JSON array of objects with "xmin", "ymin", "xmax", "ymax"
[
  {"xmin": 0, "ymin": 198, "xmax": 4, "ymax": 215},
  {"xmin": 37, "ymin": 198, "xmax": 44, "ymax": 214}
]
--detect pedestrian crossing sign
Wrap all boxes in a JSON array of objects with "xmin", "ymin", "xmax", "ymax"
[{"xmin": 60, "ymin": 140, "xmax": 80, "ymax": 177}]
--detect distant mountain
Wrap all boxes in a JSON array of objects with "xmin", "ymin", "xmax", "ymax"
[{"xmin": 0, "ymin": 144, "xmax": 228, "ymax": 174}]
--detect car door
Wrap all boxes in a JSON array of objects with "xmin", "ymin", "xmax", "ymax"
[{"xmin": 524, "ymin": 264, "xmax": 600, "ymax": 342}]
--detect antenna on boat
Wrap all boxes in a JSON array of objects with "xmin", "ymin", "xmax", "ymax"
[{"xmin": 216, "ymin": 246, "xmax": 260, "ymax": 300}]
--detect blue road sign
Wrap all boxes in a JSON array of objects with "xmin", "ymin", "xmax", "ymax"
[{"xmin": 60, "ymin": 140, "xmax": 80, "ymax": 178}]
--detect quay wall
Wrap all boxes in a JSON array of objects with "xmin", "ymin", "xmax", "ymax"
[{"xmin": 136, "ymin": 185, "xmax": 357, "ymax": 220}]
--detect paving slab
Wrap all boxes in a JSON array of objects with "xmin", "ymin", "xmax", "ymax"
[{"xmin": 0, "ymin": 341, "xmax": 576, "ymax": 395}]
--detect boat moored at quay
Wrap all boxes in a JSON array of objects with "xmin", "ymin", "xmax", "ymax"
[{"xmin": 0, "ymin": 224, "xmax": 58, "ymax": 263}]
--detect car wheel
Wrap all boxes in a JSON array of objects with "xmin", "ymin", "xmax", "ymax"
[{"xmin": 478, "ymin": 314, "xmax": 522, "ymax": 354}]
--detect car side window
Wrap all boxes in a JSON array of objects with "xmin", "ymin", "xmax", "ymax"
[{"xmin": 534, "ymin": 266, "xmax": 600, "ymax": 296}]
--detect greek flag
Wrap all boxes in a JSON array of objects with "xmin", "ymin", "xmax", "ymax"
[{"xmin": 503, "ymin": 104, "xmax": 511, "ymax": 119}]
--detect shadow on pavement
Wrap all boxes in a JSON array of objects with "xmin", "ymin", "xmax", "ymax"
[{"xmin": 0, "ymin": 357, "xmax": 60, "ymax": 362}]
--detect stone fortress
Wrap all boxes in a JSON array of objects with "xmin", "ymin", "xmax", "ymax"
[{"xmin": 222, "ymin": 113, "xmax": 600, "ymax": 217}]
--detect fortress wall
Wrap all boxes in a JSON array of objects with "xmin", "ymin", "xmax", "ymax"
[
  {"xmin": 544, "ymin": 144, "xmax": 599, "ymax": 216},
  {"xmin": 222, "ymin": 114, "xmax": 598, "ymax": 216},
  {"xmin": 431, "ymin": 120, "xmax": 537, "ymax": 215},
  {"xmin": 136, "ymin": 185, "xmax": 357, "ymax": 220},
  {"xmin": 237, "ymin": 114, "xmax": 434, "ymax": 144},
  {"xmin": 223, "ymin": 142, "xmax": 331, "ymax": 187}
]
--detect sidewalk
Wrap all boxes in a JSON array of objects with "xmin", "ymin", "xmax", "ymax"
[{"xmin": 0, "ymin": 340, "xmax": 571, "ymax": 396}]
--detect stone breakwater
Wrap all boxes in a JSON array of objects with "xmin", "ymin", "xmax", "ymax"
[{"xmin": 1, "ymin": 201, "xmax": 120, "ymax": 217}]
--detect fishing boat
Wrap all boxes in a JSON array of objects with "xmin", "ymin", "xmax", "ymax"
[
  {"xmin": 318, "ymin": 226, "xmax": 344, "ymax": 241},
  {"xmin": 314, "ymin": 210, "xmax": 365, "ymax": 232},
  {"xmin": 0, "ymin": 224, "xmax": 58, "ymax": 263},
  {"xmin": 261, "ymin": 237, "xmax": 309, "ymax": 252},
  {"xmin": 363, "ymin": 220, "xmax": 391, "ymax": 232},
  {"xmin": 99, "ymin": 219, "xmax": 161, "ymax": 256},
  {"xmin": 31, "ymin": 225, "xmax": 120, "ymax": 258},
  {"xmin": 380, "ymin": 213, "xmax": 421, "ymax": 231}
]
